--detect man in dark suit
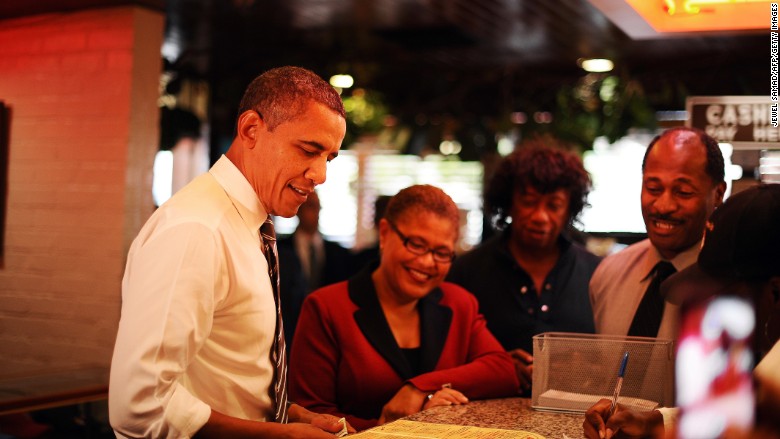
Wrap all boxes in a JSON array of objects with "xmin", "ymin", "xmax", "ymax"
[{"xmin": 278, "ymin": 191, "xmax": 356, "ymax": 343}]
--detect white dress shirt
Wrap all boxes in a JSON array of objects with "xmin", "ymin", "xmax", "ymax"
[
  {"xmin": 590, "ymin": 239, "xmax": 700, "ymax": 340},
  {"xmin": 109, "ymin": 155, "xmax": 277, "ymax": 438}
]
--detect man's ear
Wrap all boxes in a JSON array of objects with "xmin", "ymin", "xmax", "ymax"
[
  {"xmin": 236, "ymin": 110, "xmax": 264, "ymax": 148},
  {"xmin": 713, "ymin": 181, "xmax": 727, "ymax": 207}
]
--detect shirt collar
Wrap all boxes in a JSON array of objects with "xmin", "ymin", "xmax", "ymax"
[
  {"xmin": 496, "ymin": 228, "xmax": 573, "ymax": 260},
  {"xmin": 670, "ymin": 240, "xmax": 702, "ymax": 270},
  {"xmin": 210, "ymin": 155, "xmax": 268, "ymax": 231},
  {"xmin": 646, "ymin": 238, "xmax": 702, "ymax": 279}
]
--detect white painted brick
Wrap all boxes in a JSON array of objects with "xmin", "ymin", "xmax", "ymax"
[{"xmin": 0, "ymin": 6, "xmax": 163, "ymax": 380}]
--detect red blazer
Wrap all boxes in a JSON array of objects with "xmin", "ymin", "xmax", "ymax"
[{"xmin": 288, "ymin": 265, "xmax": 519, "ymax": 431}]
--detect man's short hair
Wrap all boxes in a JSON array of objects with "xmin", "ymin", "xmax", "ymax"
[
  {"xmin": 238, "ymin": 66, "xmax": 345, "ymax": 131},
  {"xmin": 642, "ymin": 127, "xmax": 725, "ymax": 184},
  {"xmin": 485, "ymin": 138, "xmax": 592, "ymax": 230}
]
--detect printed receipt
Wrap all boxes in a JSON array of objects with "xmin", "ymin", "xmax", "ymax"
[{"xmin": 347, "ymin": 420, "xmax": 545, "ymax": 439}]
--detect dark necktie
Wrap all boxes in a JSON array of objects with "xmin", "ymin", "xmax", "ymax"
[
  {"xmin": 260, "ymin": 218, "xmax": 288, "ymax": 423},
  {"xmin": 308, "ymin": 239, "xmax": 319, "ymax": 289},
  {"xmin": 628, "ymin": 261, "xmax": 677, "ymax": 338}
]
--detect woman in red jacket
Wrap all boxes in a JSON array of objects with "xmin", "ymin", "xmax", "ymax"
[{"xmin": 288, "ymin": 184, "xmax": 519, "ymax": 431}]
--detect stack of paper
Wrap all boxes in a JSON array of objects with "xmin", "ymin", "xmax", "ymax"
[{"xmin": 535, "ymin": 389, "xmax": 659, "ymax": 414}]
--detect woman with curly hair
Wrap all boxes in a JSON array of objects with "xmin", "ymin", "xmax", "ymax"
[{"xmin": 447, "ymin": 138, "xmax": 601, "ymax": 395}]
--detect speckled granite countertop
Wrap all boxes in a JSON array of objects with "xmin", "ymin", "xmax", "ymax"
[{"xmin": 403, "ymin": 398, "xmax": 585, "ymax": 438}]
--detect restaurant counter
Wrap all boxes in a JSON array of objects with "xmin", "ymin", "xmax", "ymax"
[{"xmin": 403, "ymin": 397, "xmax": 584, "ymax": 438}]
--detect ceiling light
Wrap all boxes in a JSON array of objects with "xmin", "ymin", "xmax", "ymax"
[
  {"xmin": 579, "ymin": 58, "xmax": 614, "ymax": 73},
  {"xmin": 497, "ymin": 135, "xmax": 515, "ymax": 156},
  {"xmin": 329, "ymin": 74, "xmax": 354, "ymax": 89},
  {"xmin": 438, "ymin": 139, "xmax": 462, "ymax": 156}
]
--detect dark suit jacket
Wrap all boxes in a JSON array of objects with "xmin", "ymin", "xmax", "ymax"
[
  {"xmin": 352, "ymin": 244, "xmax": 379, "ymax": 273},
  {"xmin": 278, "ymin": 232, "xmax": 357, "ymax": 288},
  {"xmin": 277, "ymin": 239, "xmax": 308, "ymax": 346},
  {"xmin": 288, "ymin": 265, "xmax": 519, "ymax": 431},
  {"xmin": 277, "ymin": 232, "xmax": 357, "ymax": 344}
]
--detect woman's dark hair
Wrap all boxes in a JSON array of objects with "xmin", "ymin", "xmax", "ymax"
[
  {"xmin": 384, "ymin": 185, "xmax": 460, "ymax": 238},
  {"xmin": 485, "ymin": 138, "xmax": 591, "ymax": 230}
]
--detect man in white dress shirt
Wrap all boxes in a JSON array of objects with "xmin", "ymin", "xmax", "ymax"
[
  {"xmin": 589, "ymin": 127, "xmax": 726, "ymax": 340},
  {"xmin": 109, "ymin": 66, "xmax": 353, "ymax": 438},
  {"xmin": 584, "ymin": 184, "xmax": 780, "ymax": 439}
]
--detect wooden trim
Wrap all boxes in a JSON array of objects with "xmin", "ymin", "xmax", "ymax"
[{"xmin": 0, "ymin": 385, "xmax": 108, "ymax": 415}]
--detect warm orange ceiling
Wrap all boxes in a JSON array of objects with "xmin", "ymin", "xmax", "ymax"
[
  {"xmin": 629, "ymin": 0, "xmax": 771, "ymax": 33},
  {"xmin": 590, "ymin": 0, "xmax": 771, "ymax": 38}
]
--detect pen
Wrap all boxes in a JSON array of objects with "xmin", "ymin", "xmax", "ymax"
[{"xmin": 610, "ymin": 352, "xmax": 629, "ymax": 416}]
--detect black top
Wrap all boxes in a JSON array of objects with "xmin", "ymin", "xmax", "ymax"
[
  {"xmin": 348, "ymin": 262, "xmax": 451, "ymax": 380},
  {"xmin": 400, "ymin": 347, "xmax": 423, "ymax": 376},
  {"xmin": 446, "ymin": 230, "xmax": 601, "ymax": 355}
]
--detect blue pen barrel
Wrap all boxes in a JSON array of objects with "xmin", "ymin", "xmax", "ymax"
[
  {"xmin": 610, "ymin": 352, "xmax": 630, "ymax": 415},
  {"xmin": 618, "ymin": 352, "xmax": 629, "ymax": 377}
]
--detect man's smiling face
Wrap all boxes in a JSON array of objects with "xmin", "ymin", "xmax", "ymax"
[
  {"xmin": 247, "ymin": 100, "xmax": 346, "ymax": 218},
  {"xmin": 641, "ymin": 131, "xmax": 724, "ymax": 260}
]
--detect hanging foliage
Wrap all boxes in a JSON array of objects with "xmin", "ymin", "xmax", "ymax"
[
  {"xmin": 341, "ymin": 88, "xmax": 388, "ymax": 146},
  {"xmin": 547, "ymin": 73, "xmax": 657, "ymax": 149}
]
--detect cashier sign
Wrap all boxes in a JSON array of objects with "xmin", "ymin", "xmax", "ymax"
[{"xmin": 687, "ymin": 96, "xmax": 778, "ymax": 149}]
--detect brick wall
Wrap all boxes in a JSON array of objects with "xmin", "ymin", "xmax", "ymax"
[{"xmin": 0, "ymin": 6, "xmax": 163, "ymax": 379}]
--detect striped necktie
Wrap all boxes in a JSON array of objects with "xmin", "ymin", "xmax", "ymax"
[{"xmin": 260, "ymin": 217, "xmax": 289, "ymax": 423}]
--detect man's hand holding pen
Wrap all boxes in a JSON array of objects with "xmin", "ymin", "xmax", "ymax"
[
  {"xmin": 582, "ymin": 351, "xmax": 665, "ymax": 439},
  {"xmin": 583, "ymin": 399, "xmax": 664, "ymax": 439},
  {"xmin": 508, "ymin": 348, "xmax": 534, "ymax": 391},
  {"xmin": 610, "ymin": 352, "xmax": 629, "ymax": 416}
]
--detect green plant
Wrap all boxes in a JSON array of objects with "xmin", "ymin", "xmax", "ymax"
[
  {"xmin": 548, "ymin": 73, "xmax": 657, "ymax": 148},
  {"xmin": 342, "ymin": 88, "xmax": 388, "ymax": 145}
]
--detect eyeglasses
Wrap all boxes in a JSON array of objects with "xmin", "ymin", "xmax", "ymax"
[{"xmin": 387, "ymin": 221, "xmax": 456, "ymax": 263}]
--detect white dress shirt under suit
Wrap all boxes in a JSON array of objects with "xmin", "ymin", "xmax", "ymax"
[
  {"xmin": 109, "ymin": 156, "xmax": 277, "ymax": 438},
  {"xmin": 589, "ymin": 238, "xmax": 700, "ymax": 340}
]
